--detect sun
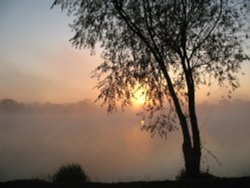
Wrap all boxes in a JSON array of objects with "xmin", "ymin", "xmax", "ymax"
[{"xmin": 132, "ymin": 86, "xmax": 147, "ymax": 106}]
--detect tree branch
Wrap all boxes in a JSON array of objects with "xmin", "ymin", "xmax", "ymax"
[{"xmin": 189, "ymin": 0, "xmax": 223, "ymax": 61}]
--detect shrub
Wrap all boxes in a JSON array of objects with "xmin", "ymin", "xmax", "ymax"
[{"xmin": 52, "ymin": 163, "xmax": 89, "ymax": 182}]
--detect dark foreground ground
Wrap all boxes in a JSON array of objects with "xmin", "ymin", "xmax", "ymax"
[{"xmin": 1, "ymin": 177, "xmax": 250, "ymax": 188}]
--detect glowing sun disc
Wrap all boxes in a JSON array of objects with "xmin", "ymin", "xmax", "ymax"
[{"xmin": 132, "ymin": 87, "xmax": 146, "ymax": 106}]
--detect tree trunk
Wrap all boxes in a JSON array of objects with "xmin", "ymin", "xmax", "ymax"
[
  {"xmin": 180, "ymin": 120, "xmax": 201, "ymax": 178},
  {"xmin": 188, "ymin": 73, "xmax": 201, "ymax": 178},
  {"xmin": 159, "ymin": 58, "xmax": 201, "ymax": 178},
  {"xmin": 184, "ymin": 69, "xmax": 201, "ymax": 178}
]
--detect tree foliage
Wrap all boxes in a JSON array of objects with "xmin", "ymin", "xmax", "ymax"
[{"xmin": 53, "ymin": 0, "xmax": 249, "ymax": 136}]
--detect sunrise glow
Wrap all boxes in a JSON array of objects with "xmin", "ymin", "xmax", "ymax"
[{"xmin": 132, "ymin": 86, "xmax": 147, "ymax": 106}]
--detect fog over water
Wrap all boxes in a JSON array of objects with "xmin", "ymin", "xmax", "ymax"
[{"xmin": 0, "ymin": 99, "xmax": 250, "ymax": 182}]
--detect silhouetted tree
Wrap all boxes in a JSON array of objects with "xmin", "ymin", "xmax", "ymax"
[{"xmin": 52, "ymin": 0, "xmax": 249, "ymax": 178}]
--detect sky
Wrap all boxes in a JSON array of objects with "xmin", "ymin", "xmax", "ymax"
[
  {"xmin": 0, "ymin": 0, "xmax": 250, "ymax": 183},
  {"xmin": 0, "ymin": 0, "xmax": 102, "ymax": 103},
  {"xmin": 0, "ymin": 0, "xmax": 250, "ymax": 104}
]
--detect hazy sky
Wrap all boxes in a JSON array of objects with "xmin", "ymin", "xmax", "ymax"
[
  {"xmin": 0, "ymin": 0, "xmax": 102, "ymax": 103},
  {"xmin": 0, "ymin": 0, "xmax": 250, "ymax": 103}
]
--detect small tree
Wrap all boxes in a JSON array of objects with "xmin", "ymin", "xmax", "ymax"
[
  {"xmin": 52, "ymin": 164, "xmax": 89, "ymax": 182},
  {"xmin": 52, "ymin": 0, "xmax": 249, "ymax": 178}
]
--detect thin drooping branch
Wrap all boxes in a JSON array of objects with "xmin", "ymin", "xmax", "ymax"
[{"xmin": 188, "ymin": 0, "xmax": 223, "ymax": 61}]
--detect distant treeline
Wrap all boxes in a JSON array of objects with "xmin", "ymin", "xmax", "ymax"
[
  {"xmin": 1, "ymin": 98, "xmax": 249, "ymax": 113},
  {"xmin": 0, "ymin": 99, "xmax": 97, "ymax": 113}
]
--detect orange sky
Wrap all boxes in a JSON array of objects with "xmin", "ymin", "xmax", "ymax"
[{"xmin": 0, "ymin": 0, "xmax": 249, "ymax": 104}]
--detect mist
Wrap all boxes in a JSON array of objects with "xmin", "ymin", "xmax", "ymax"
[{"xmin": 0, "ymin": 99, "xmax": 250, "ymax": 182}]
